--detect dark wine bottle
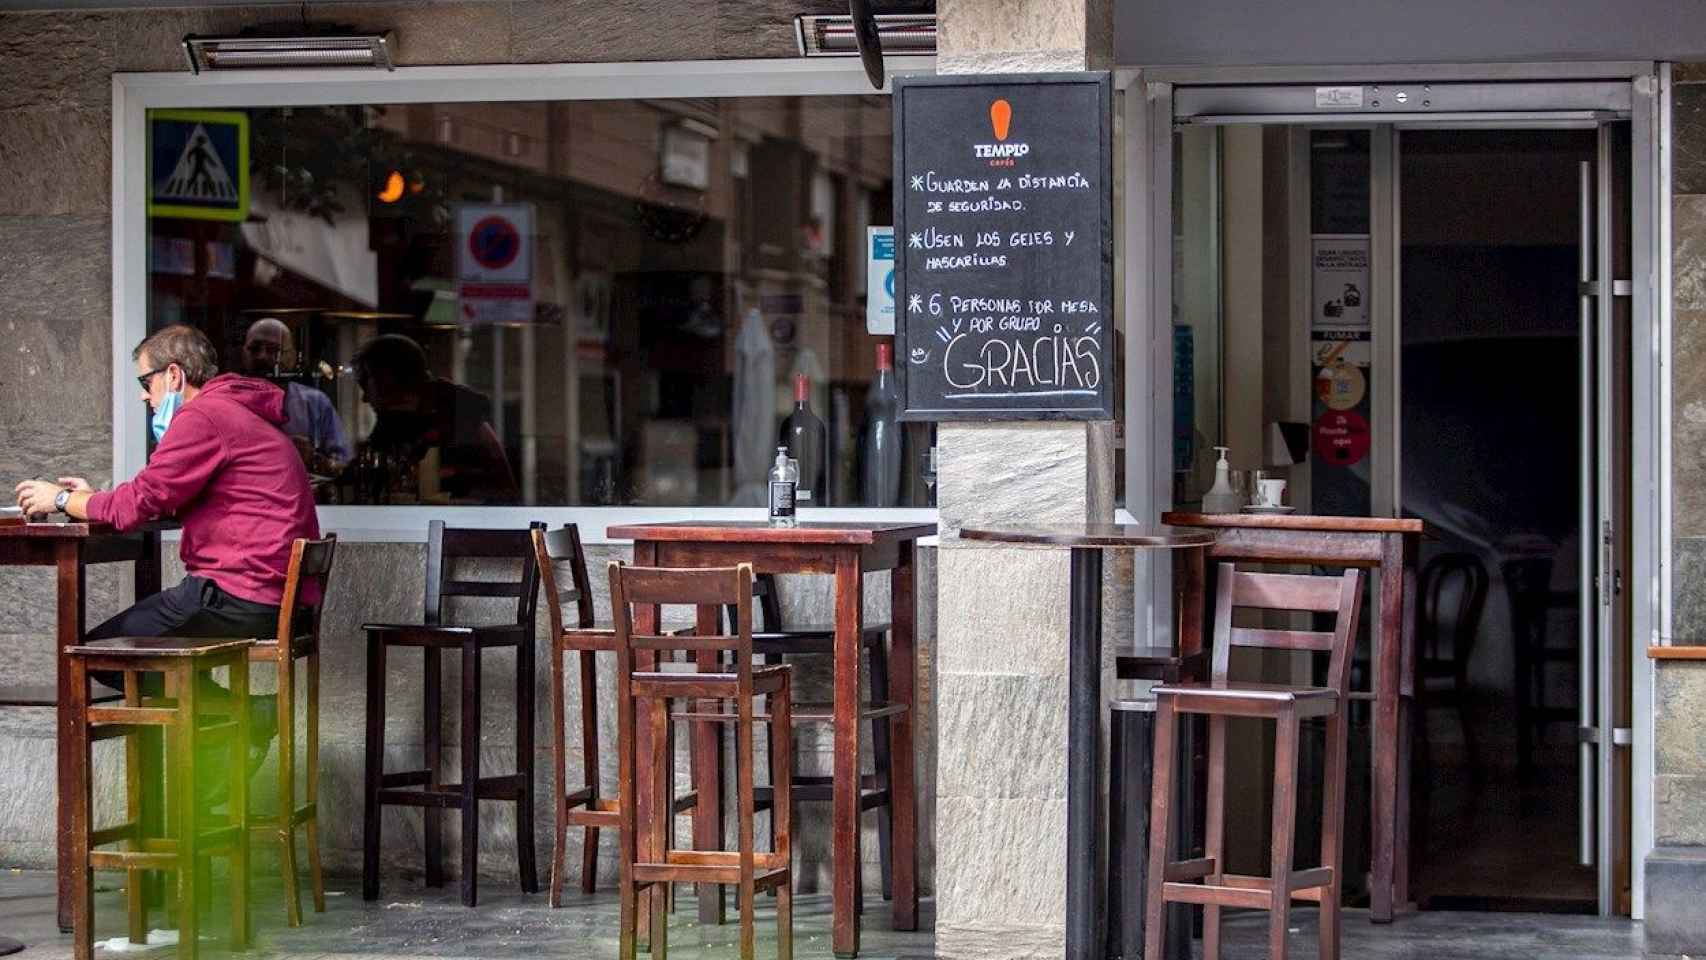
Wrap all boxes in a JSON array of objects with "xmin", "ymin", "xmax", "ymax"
[
  {"xmin": 780, "ymin": 373, "xmax": 828, "ymax": 507},
  {"xmin": 862, "ymin": 341, "xmax": 904, "ymax": 506}
]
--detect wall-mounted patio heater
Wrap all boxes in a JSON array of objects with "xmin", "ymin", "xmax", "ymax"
[{"xmin": 183, "ymin": 31, "xmax": 394, "ymax": 73}]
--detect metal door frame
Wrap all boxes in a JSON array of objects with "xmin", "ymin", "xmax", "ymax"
[{"xmin": 1124, "ymin": 61, "xmax": 1663, "ymax": 919}]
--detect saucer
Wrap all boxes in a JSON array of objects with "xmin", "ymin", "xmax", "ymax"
[{"xmin": 1240, "ymin": 504, "xmax": 1296, "ymax": 515}]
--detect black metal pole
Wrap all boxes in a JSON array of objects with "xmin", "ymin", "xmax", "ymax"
[{"xmin": 1066, "ymin": 547, "xmax": 1103, "ymax": 960}]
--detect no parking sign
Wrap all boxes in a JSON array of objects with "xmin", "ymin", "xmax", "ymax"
[{"xmin": 455, "ymin": 203, "xmax": 534, "ymax": 325}]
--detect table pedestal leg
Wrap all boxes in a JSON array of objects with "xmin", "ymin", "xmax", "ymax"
[
  {"xmin": 1066, "ymin": 547, "xmax": 1103, "ymax": 960},
  {"xmin": 831, "ymin": 553, "xmax": 865, "ymax": 959},
  {"xmin": 1370, "ymin": 536, "xmax": 1405, "ymax": 923},
  {"xmin": 889, "ymin": 542, "xmax": 919, "ymax": 931},
  {"xmin": 55, "ymin": 541, "xmax": 85, "ymax": 933}
]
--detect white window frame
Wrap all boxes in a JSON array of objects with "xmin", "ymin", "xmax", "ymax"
[{"xmin": 112, "ymin": 56, "xmax": 942, "ymax": 544}]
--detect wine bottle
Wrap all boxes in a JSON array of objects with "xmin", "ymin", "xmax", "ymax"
[
  {"xmin": 861, "ymin": 341, "xmax": 904, "ymax": 506},
  {"xmin": 780, "ymin": 373, "xmax": 829, "ymax": 507}
]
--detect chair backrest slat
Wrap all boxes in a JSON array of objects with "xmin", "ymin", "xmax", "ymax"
[
  {"xmin": 532, "ymin": 525, "xmax": 596, "ymax": 637},
  {"xmin": 1210, "ymin": 563, "xmax": 1364, "ymax": 693},
  {"xmin": 616, "ymin": 565, "xmax": 749, "ymax": 608},
  {"xmin": 1230, "ymin": 571, "xmax": 1347, "ymax": 613},
  {"xmin": 441, "ymin": 580, "xmax": 529, "ymax": 599},
  {"xmin": 1227, "ymin": 626, "xmax": 1337, "ymax": 652},
  {"xmin": 424, "ymin": 519, "xmax": 544, "ymax": 628}
]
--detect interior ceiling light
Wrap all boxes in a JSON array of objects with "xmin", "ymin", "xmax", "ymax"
[
  {"xmin": 183, "ymin": 32, "xmax": 395, "ymax": 73},
  {"xmin": 795, "ymin": 14, "xmax": 936, "ymax": 59}
]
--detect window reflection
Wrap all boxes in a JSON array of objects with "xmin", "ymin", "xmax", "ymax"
[{"xmin": 145, "ymin": 97, "xmax": 933, "ymax": 507}]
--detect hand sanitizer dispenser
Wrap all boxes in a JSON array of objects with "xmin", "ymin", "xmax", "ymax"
[{"xmin": 1202, "ymin": 446, "xmax": 1241, "ymax": 514}]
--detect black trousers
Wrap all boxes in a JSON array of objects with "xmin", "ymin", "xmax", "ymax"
[{"xmin": 88, "ymin": 576, "xmax": 279, "ymax": 704}]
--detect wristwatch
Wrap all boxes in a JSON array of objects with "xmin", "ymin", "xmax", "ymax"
[{"xmin": 53, "ymin": 489, "xmax": 71, "ymax": 513}]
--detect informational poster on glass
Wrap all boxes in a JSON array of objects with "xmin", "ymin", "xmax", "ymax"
[
  {"xmin": 1312, "ymin": 236, "xmax": 1369, "ymax": 329},
  {"xmin": 892, "ymin": 72, "xmax": 1114, "ymax": 421},
  {"xmin": 1311, "ymin": 331, "xmax": 1372, "ymax": 468}
]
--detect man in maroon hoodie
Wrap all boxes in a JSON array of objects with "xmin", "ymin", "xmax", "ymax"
[{"xmin": 15, "ymin": 324, "xmax": 320, "ymax": 755}]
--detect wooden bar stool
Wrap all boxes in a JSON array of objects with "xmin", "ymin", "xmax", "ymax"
[
  {"xmin": 611, "ymin": 561, "xmax": 793, "ymax": 960},
  {"xmin": 67, "ymin": 636, "xmax": 254, "ymax": 960},
  {"xmin": 363, "ymin": 521, "xmax": 543, "ymax": 907},
  {"xmin": 247, "ymin": 535, "xmax": 338, "ymax": 926},
  {"xmin": 534, "ymin": 525, "xmax": 702, "ymax": 908},
  {"xmin": 534, "ymin": 524, "xmax": 618, "ymax": 903},
  {"xmin": 1144, "ymin": 565, "xmax": 1364, "ymax": 960}
]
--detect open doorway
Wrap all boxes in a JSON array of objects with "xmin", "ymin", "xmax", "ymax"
[{"xmin": 1399, "ymin": 128, "xmax": 1599, "ymax": 913}]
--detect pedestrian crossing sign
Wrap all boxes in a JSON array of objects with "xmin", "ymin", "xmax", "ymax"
[{"xmin": 148, "ymin": 109, "xmax": 249, "ymax": 222}]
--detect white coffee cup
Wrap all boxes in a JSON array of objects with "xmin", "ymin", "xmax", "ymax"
[{"xmin": 1257, "ymin": 478, "xmax": 1287, "ymax": 507}]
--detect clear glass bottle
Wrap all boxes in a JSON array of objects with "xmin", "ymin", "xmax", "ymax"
[
  {"xmin": 862, "ymin": 341, "xmax": 904, "ymax": 506},
  {"xmin": 768, "ymin": 446, "xmax": 798, "ymax": 527},
  {"xmin": 780, "ymin": 373, "xmax": 828, "ymax": 507}
]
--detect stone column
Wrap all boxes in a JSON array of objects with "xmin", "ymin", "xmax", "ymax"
[{"xmin": 932, "ymin": 3, "xmax": 1114, "ymax": 957}]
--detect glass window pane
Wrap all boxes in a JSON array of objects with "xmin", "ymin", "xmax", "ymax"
[{"xmin": 143, "ymin": 95, "xmax": 942, "ymax": 507}]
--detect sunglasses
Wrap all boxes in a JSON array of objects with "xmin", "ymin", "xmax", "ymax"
[{"xmin": 136, "ymin": 366, "xmax": 170, "ymax": 391}]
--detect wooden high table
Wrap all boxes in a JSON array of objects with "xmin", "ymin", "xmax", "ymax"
[
  {"xmin": 1160, "ymin": 512, "xmax": 1425, "ymax": 923},
  {"xmin": 0, "ymin": 519, "xmax": 167, "ymax": 933},
  {"xmin": 605, "ymin": 521, "xmax": 933, "ymax": 959},
  {"xmin": 957, "ymin": 524, "xmax": 1215, "ymax": 960}
]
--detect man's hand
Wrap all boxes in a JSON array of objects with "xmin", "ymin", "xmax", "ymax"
[
  {"xmin": 15, "ymin": 480, "xmax": 64, "ymax": 516},
  {"xmin": 57, "ymin": 477, "xmax": 93, "ymax": 493}
]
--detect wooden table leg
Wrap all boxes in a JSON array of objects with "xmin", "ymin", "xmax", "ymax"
[
  {"xmin": 693, "ymin": 602, "xmax": 727, "ymax": 924},
  {"xmin": 831, "ymin": 550, "xmax": 864, "ymax": 959},
  {"xmin": 54, "ymin": 540, "xmax": 86, "ymax": 932},
  {"xmin": 1394, "ymin": 533, "xmax": 1418, "ymax": 911},
  {"xmin": 888, "ymin": 543, "xmax": 919, "ymax": 931},
  {"xmin": 632, "ymin": 541, "xmax": 659, "ymax": 949},
  {"xmin": 133, "ymin": 531, "xmax": 165, "ymax": 913},
  {"xmin": 1370, "ymin": 535, "xmax": 1404, "ymax": 923}
]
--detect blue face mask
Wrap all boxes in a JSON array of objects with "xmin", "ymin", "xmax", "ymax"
[{"xmin": 151, "ymin": 384, "xmax": 182, "ymax": 442}]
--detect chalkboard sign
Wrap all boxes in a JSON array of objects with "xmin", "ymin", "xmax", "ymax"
[{"xmin": 893, "ymin": 72, "xmax": 1114, "ymax": 421}]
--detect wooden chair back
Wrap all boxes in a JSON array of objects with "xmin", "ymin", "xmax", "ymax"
[
  {"xmin": 1209, "ymin": 563, "xmax": 1365, "ymax": 695},
  {"xmin": 608, "ymin": 562, "xmax": 756, "ymax": 685},
  {"xmin": 275, "ymin": 535, "xmax": 339, "ymax": 651},
  {"xmin": 531, "ymin": 525, "xmax": 597, "ymax": 636},
  {"xmin": 425, "ymin": 520, "xmax": 545, "ymax": 629},
  {"xmin": 1419, "ymin": 551, "xmax": 1488, "ymax": 666}
]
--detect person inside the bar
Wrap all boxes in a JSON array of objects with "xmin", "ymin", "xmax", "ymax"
[
  {"xmin": 352, "ymin": 332, "xmax": 518, "ymax": 503},
  {"xmin": 13, "ymin": 323, "xmax": 321, "ymax": 772},
  {"xmin": 242, "ymin": 316, "xmax": 353, "ymax": 477}
]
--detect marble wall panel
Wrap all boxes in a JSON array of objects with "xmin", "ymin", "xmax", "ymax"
[{"xmin": 1675, "ymin": 82, "xmax": 1706, "ymax": 195}]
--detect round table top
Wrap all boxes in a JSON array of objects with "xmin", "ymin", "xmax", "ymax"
[{"xmin": 957, "ymin": 523, "xmax": 1216, "ymax": 549}]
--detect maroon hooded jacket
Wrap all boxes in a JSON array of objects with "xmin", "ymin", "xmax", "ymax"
[{"xmin": 87, "ymin": 374, "xmax": 321, "ymax": 606}]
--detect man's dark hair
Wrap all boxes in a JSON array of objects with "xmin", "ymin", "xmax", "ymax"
[
  {"xmin": 134, "ymin": 324, "xmax": 219, "ymax": 386},
  {"xmin": 353, "ymin": 334, "xmax": 430, "ymax": 386}
]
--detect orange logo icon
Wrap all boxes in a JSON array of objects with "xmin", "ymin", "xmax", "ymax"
[{"xmin": 990, "ymin": 99, "xmax": 1012, "ymax": 142}]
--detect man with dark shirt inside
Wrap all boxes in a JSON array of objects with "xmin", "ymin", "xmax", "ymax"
[{"xmin": 352, "ymin": 334, "xmax": 518, "ymax": 503}]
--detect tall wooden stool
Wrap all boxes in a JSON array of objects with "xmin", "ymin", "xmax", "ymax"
[
  {"xmin": 363, "ymin": 521, "xmax": 543, "ymax": 907},
  {"xmin": 534, "ymin": 524, "xmax": 618, "ymax": 903},
  {"xmin": 534, "ymin": 525, "xmax": 702, "ymax": 908},
  {"xmin": 247, "ymin": 536, "xmax": 338, "ymax": 926},
  {"xmin": 1144, "ymin": 565, "xmax": 1364, "ymax": 960},
  {"xmin": 67, "ymin": 636, "xmax": 254, "ymax": 960},
  {"xmin": 611, "ymin": 561, "xmax": 794, "ymax": 960}
]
